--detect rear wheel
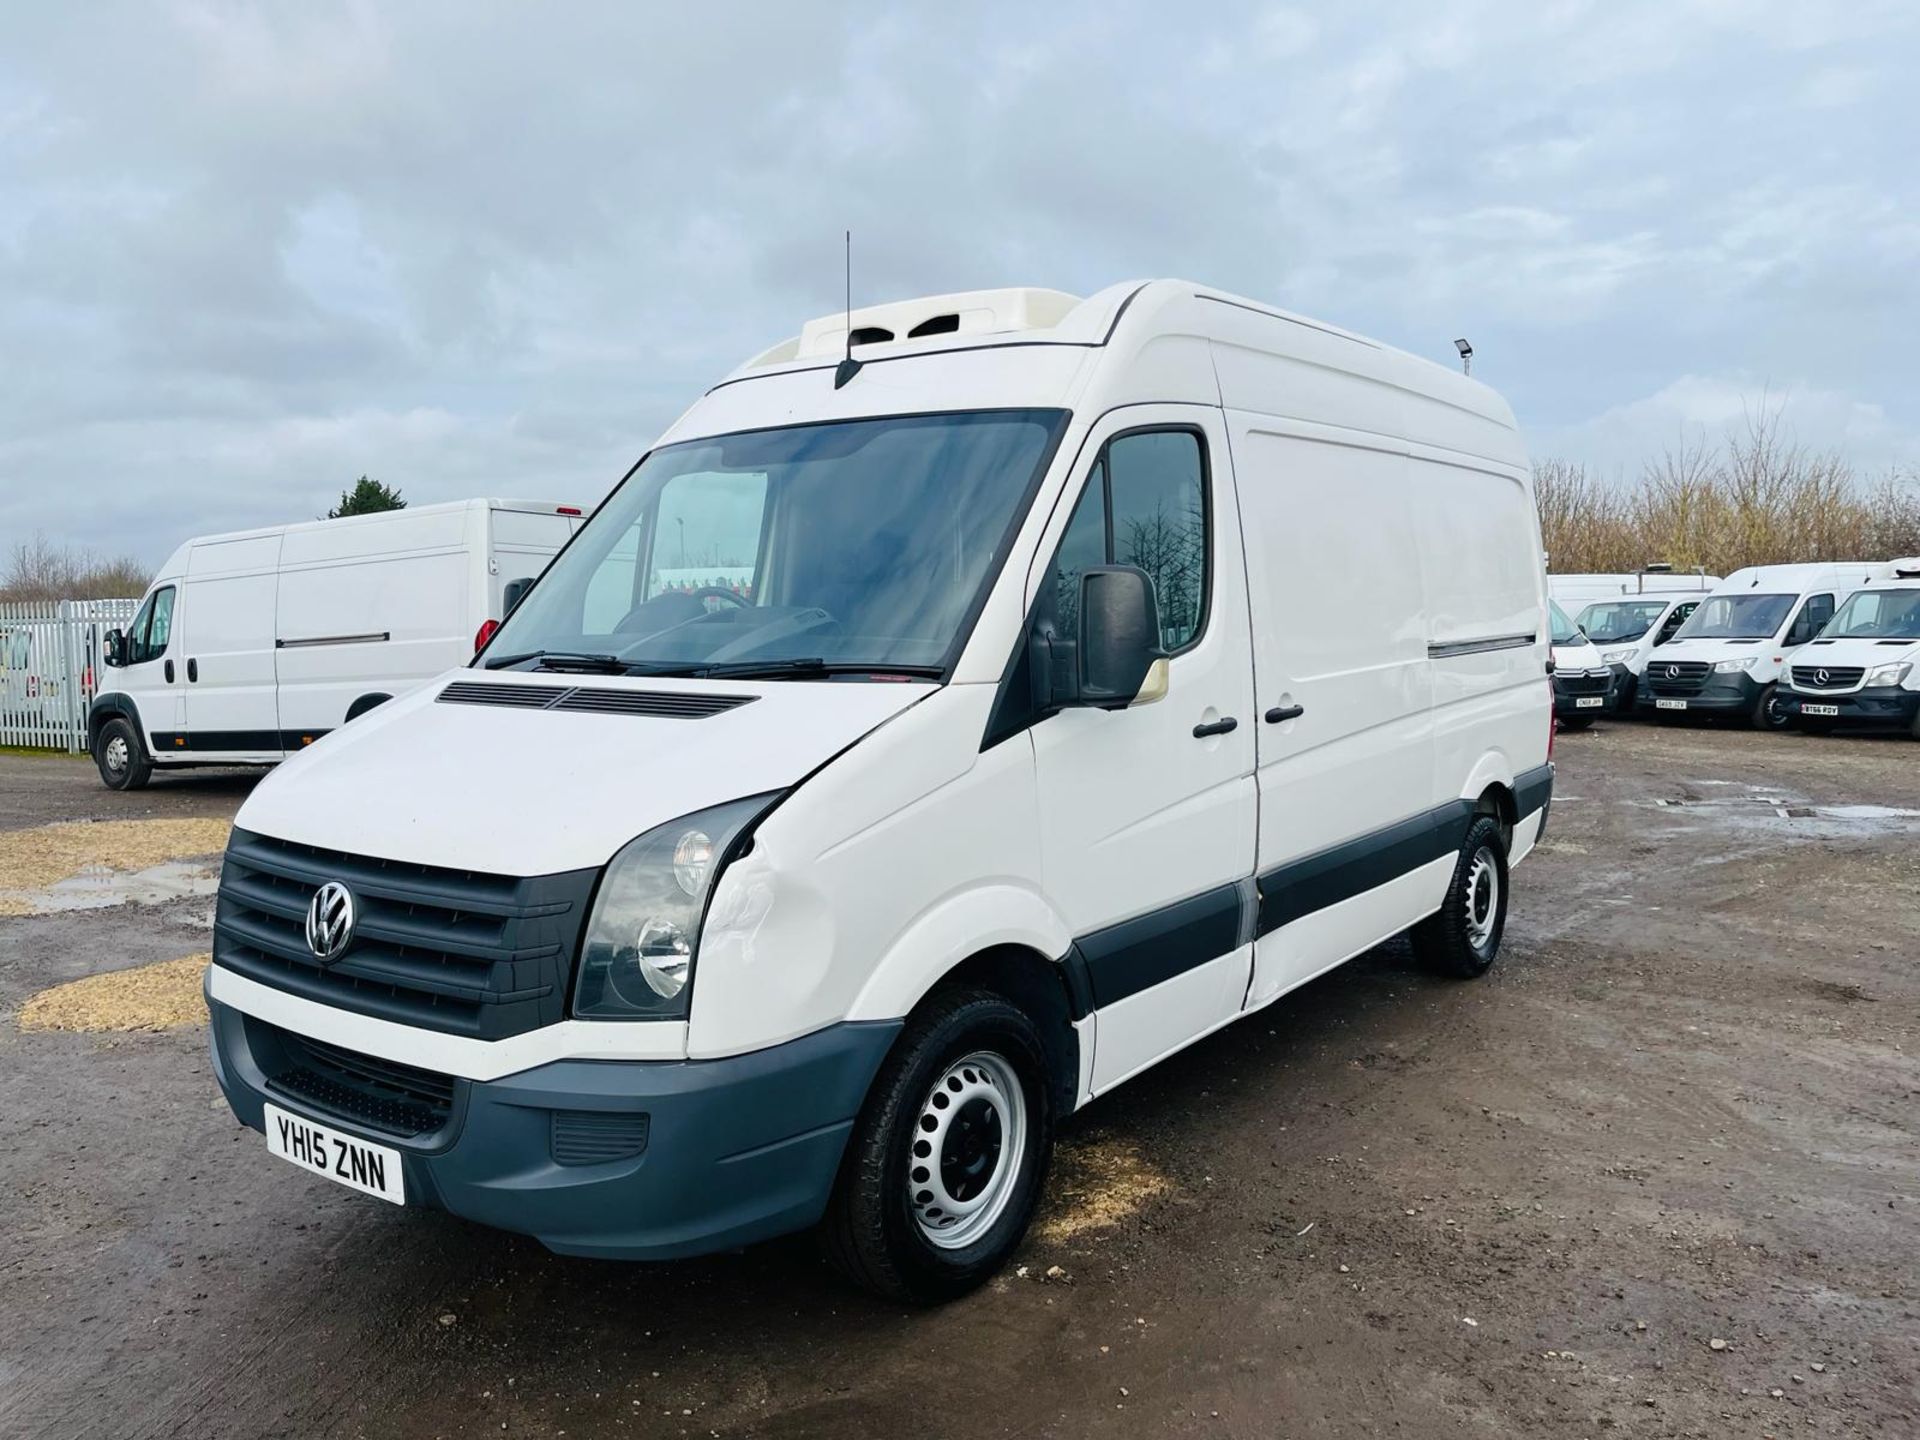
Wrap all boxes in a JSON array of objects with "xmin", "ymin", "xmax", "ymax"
[
  {"xmin": 93, "ymin": 717, "xmax": 151, "ymax": 791},
  {"xmin": 1411, "ymin": 815, "xmax": 1508, "ymax": 978},
  {"xmin": 823, "ymin": 988, "xmax": 1053, "ymax": 1303}
]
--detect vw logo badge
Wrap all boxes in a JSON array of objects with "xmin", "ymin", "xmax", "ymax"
[
  {"xmin": 1815, "ymin": 668, "xmax": 1830, "ymax": 686},
  {"xmin": 305, "ymin": 881, "xmax": 356, "ymax": 963}
]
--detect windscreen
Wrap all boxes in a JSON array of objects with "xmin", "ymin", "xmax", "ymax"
[
  {"xmin": 1548, "ymin": 600, "xmax": 1583, "ymax": 646},
  {"xmin": 488, "ymin": 409, "xmax": 1067, "ymax": 676},
  {"xmin": 1672, "ymin": 592, "xmax": 1794, "ymax": 641},
  {"xmin": 1575, "ymin": 599, "xmax": 1668, "ymax": 644},
  {"xmin": 1823, "ymin": 587, "xmax": 1920, "ymax": 640}
]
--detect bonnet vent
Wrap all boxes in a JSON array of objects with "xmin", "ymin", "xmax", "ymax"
[{"xmin": 438, "ymin": 680, "xmax": 755, "ymax": 719}]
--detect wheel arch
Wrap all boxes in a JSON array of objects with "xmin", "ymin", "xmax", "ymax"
[
  {"xmin": 345, "ymin": 692, "xmax": 393, "ymax": 723},
  {"xmin": 87, "ymin": 692, "xmax": 145, "ymax": 753}
]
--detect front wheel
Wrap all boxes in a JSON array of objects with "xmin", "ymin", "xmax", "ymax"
[
  {"xmin": 1751, "ymin": 683, "xmax": 1790, "ymax": 730},
  {"xmin": 822, "ymin": 988, "xmax": 1053, "ymax": 1303},
  {"xmin": 1558, "ymin": 714, "xmax": 1595, "ymax": 732},
  {"xmin": 1411, "ymin": 815, "xmax": 1509, "ymax": 978},
  {"xmin": 93, "ymin": 717, "xmax": 152, "ymax": 791}
]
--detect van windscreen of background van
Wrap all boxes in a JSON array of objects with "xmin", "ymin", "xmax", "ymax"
[
  {"xmin": 1548, "ymin": 600, "xmax": 1583, "ymax": 645},
  {"xmin": 1575, "ymin": 599, "xmax": 1667, "ymax": 643},
  {"xmin": 1671, "ymin": 593, "xmax": 1794, "ymax": 641},
  {"xmin": 486, "ymin": 409, "xmax": 1068, "ymax": 677},
  {"xmin": 1824, "ymin": 587, "xmax": 1920, "ymax": 640}
]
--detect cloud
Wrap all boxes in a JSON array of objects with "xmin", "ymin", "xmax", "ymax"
[{"xmin": 0, "ymin": 0, "xmax": 1916, "ymax": 566}]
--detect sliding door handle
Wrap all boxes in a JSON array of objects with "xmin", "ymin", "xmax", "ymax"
[
  {"xmin": 1264, "ymin": 704, "xmax": 1304, "ymax": 723},
  {"xmin": 187, "ymin": 658, "xmax": 199, "ymax": 683},
  {"xmin": 1192, "ymin": 716, "xmax": 1238, "ymax": 738}
]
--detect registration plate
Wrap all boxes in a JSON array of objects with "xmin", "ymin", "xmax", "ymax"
[
  {"xmin": 1576, "ymin": 696, "xmax": 1604, "ymax": 708},
  {"xmin": 1656, "ymin": 698, "xmax": 1687, "ymax": 710},
  {"xmin": 264, "ymin": 1102, "xmax": 405, "ymax": 1205},
  {"xmin": 1801, "ymin": 702, "xmax": 1840, "ymax": 717}
]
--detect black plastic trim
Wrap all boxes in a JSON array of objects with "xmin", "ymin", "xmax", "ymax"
[
  {"xmin": 277, "ymin": 632, "xmax": 391, "ymax": 649},
  {"xmin": 1256, "ymin": 800, "xmax": 1475, "ymax": 937},
  {"xmin": 1513, "ymin": 763, "xmax": 1554, "ymax": 820},
  {"xmin": 1073, "ymin": 882, "xmax": 1243, "ymax": 1010},
  {"xmin": 1428, "ymin": 632, "xmax": 1537, "ymax": 658}
]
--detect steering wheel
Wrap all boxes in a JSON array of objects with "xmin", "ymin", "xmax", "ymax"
[{"xmin": 684, "ymin": 586, "xmax": 750, "ymax": 609}]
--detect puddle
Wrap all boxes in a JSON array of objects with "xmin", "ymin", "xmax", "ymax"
[
  {"xmin": 17, "ymin": 953, "xmax": 210, "ymax": 1033},
  {"xmin": 1638, "ymin": 785, "xmax": 1920, "ymax": 839},
  {"xmin": 0, "ymin": 859, "xmax": 220, "ymax": 916}
]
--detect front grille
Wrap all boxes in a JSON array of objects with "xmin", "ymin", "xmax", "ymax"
[
  {"xmin": 249, "ymin": 1017, "xmax": 456, "ymax": 1138},
  {"xmin": 1554, "ymin": 671, "xmax": 1611, "ymax": 697},
  {"xmin": 1790, "ymin": 665, "xmax": 1864, "ymax": 691},
  {"xmin": 439, "ymin": 680, "xmax": 755, "ymax": 719},
  {"xmin": 551, "ymin": 1111, "xmax": 652, "ymax": 1165},
  {"xmin": 1645, "ymin": 660, "xmax": 1710, "ymax": 695},
  {"xmin": 215, "ymin": 829, "xmax": 597, "ymax": 1039}
]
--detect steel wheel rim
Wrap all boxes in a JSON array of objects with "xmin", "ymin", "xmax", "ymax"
[
  {"xmin": 1465, "ymin": 847, "xmax": 1500, "ymax": 948},
  {"xmin": 104, "ymin": 734, "xmax": 128, "ymax": 773},
  {"xmin": 907, "ymin": 1050, "xmax": 1027, "ymax": 1250}
]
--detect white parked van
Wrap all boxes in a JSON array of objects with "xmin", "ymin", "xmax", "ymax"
[
  {"xmin": 1562, "ymin": 577, "xmax": 1719, "ymax": 711},
  {"xmin": 1548, "ymin": 599, "xmax": 1614, "ymax": 728},
  {"xmin": 90, "ymin": 499, "xmax": 581, "ymax": 789},
  {"xmin": 205, "ymin": 282, "xmax": 1553, "ymax": 1301},
  {"xmin": 1781, "ymin": 558, "xmax": 1920, "ymax": 736},
  {"xmin": 1635, "ymin": 562, "xmax": 1886, "ymax": 728}
]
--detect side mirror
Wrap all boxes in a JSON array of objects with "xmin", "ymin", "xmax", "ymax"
[
  {"xmin": 1077, "ymin": 565, "xmax": 1168, "ymax": 709},
  {"xmin": 503, "ymin": 577, "xmax": 535, "ymax": 615},
  {"xmin": 103, "ymin": 629, "xmax": 125, "ymax": 668}
]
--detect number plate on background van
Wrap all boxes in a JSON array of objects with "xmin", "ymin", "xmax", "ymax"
[
  {"xmin": 1655, "ymin": 698, "xmax": 1687, "ymax": 710},
  {"xmin": 264, "ymin": 1102, "xmax": 405, "ymax": 1205},
  {"xmin": 1576, "ymin": 696, "xmax": 1604, "ymax": 708},
  {"xmin": 1801, "ymin": 703, "xmax": 1840, "ymax": 717}
]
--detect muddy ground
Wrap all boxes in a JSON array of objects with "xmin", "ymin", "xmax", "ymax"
[{"xmin": 0, "ymin": 725, "xmax": 1915, "ymax": 1439}]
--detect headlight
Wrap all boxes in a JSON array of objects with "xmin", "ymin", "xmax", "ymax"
[
  {"xmin": 1866, "ymin": 660, "xmax": 1913, "ymax": 688},
  {"xmin": 573, "ymin": 794, "xmax": 780, "ymax": 1020},
  {"xmin": 1600, "ymin": 649, "xmax": 1634, "ymax": 665},
  {"xmin": 1713, "ymin": 657, "xmax": 1757, "ymax": 673}
]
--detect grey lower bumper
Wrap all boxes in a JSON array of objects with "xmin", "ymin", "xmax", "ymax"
[
  {"xmin": 210, "ymin": 996, "xmax": 901, "ymax": 1260},
  {"xmin": 1783, "ymin": 685, "xmax": 1920, "ymax": 730}
]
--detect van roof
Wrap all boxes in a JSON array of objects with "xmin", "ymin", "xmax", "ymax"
[
  {"xmin": 690, "ymin": 280, "xmax": 1522, "ymax": 469},
  {"xmin": 171, "ymin": 498, "xmax": 579, "ymax": 552},
  {"xmin": 1711, "ymin": 562, "xmax": 1888, "ymax": 594}
]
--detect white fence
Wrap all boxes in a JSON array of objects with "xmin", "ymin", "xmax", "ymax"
[{"xmin": 0, "ymin": 598, "xmax": 140, "ymax": 753}]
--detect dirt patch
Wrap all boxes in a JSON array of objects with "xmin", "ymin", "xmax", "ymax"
[
  {"xmin": 17, "ymin": 953, "xmax": 210, "ymax": 1033},
  {"xmin": 0, "ymin": 817, "xmax": 230, "ymax": 912},
  {"xmin": 1036, "ymin": 1137, "xmax": 1174, "ymax": 1242}
]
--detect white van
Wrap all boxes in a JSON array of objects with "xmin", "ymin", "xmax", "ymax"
[
  {"xmin": 89, "ymin": 499, "xmax": 581, "ymax": 789},
  {"xmin": 1565, "ymin": 579, "xmax": 1719, "ymax": 712},
  {"xmin": 204, "ymin": 282, "xmax": 1553, "ymax": 1301},
  {"xmin": 1635, "ymin": 562, "xmax": 1886, "ymax": 727},
  {"xmin": 1781, "ymin": 559, "xmax": 1920, "ymax": 736},
  {"xmin": 1547, "ymin": 599, "xmax": 1614, "ymax": 728}
]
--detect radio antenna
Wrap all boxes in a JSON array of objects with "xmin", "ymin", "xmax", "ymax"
[{"xmin": 835, "ymin": 229, "xmax": 863, "ymax": 389}]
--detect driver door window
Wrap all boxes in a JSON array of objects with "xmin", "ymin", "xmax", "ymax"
[
  {"xmin": 1656, "ymin": 602, "xmax": 1694, "ymax": 644},
  {"xmin": 1786, "ymin": 593, "xmax": 1834, "ymax": 646},
  {"xmin": 129, "ymin": 587, "xmax": 175, "ymax": 665}
]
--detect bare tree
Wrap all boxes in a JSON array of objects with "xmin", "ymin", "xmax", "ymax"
[{"xmin": 0, "ymin": 533, "xmax": 151, "ymax": 602}]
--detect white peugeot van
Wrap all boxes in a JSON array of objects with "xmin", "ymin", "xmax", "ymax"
[
  {"xmin": 1780, "ymin": 559, "xmax": 1920, "ymax": 737},
  {"xmin": 205, "ymin": 283, "xmax": 1553, "ymax": 1302},
  {"xmin": 89, "ymin": 499, "xmax": 580, "ymax": 789},
  {"xmin": 1547, "ymin": 600, "xmax": 1613, "ymax": 728},
  {"xmin": 1635, "ymin": 562, "xmax": 1885, "ymax": 728}
]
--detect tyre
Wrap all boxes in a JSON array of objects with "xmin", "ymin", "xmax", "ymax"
[
  {"xmin": 1750, "ymin": 683, "xmax": 1790, "ymax": 730},
  {"xmin": 1410, "ymin": 814, "xmax": 1508, "ymax": 978},
  {"xmin": 823, "ymin": 987, "xmax": 1054, "ymax": 1303},
  {"xmin": 93, "ymin": 716, "xmax": 152, "ymax": 791},
  {"xmin": 1558, "ymin": 714, "xmax": 1595, "ymax": 731}
]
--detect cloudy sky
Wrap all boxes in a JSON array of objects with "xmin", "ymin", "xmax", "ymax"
[{"xmin": 3, "ymin": 2, "xmax": 1916, "ymax": 564}]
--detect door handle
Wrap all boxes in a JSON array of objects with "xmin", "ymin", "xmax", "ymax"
[
  {"xmin": 187, "ymin": 658, "xmax": 198, "ymax": 683},
  {"xmin": 1264, "ymin": 704, "xmax": 1305, "ymax": 723},
  {"xmin": 164, "ymin": 660, "xmax": 174, "ymax": 684},
  {"xmin": 1192, "ymin": 716, "xmax": 1238, "ymax": 738}
]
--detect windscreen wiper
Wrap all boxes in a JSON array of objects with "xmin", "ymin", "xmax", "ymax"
[
  {"xmin": 482, "ymin": 650, "xmax": 631, "ymax": 674},
  {"xmin": 639, "ymin": 657, "xmax": 946, "ymax": 681}
]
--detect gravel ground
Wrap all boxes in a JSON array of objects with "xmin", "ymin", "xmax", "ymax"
[{"xmin": 0, "ymin": 724, "xmax": 1915, "ymax": 1439}]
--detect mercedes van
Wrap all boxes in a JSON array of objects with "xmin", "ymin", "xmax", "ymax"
[
  {"xmin": 1780, "ymin": 559, "xmax": 1920, "ymax": 736},
  {"xmin": 204, "ymin": 282, "xmax": 1553, "ymax": 1302},
  {"xmin": 1635, "ymin": 563, "xmax": 1885, "ymax": 728},
  {"xmin": 1548, "ymin": 600, "xmax": 1613, "ymax": 728},
  {"xmin": 1573, "ymin": 589, "xmax": 1715, "ymax": 711},
  {"xmin": 89, "ymin": 499, "xmax": 580, "ymax": 789}
]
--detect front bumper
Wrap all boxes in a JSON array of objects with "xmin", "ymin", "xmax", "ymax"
[
  {"xmin": 209, "ymin": 994, "xmax": 901, "ymax": 1260},
  {"xmin": 1635, "ymin": 670, "xmax": 1762, "ymax": 715},
  {"xmin": 1552, "ymin": 672, "xmax": 1616, "ymax": 718},
  {"xmin": 1782, "ymin": 685, "xmax": 1920, "ymax": 730}
]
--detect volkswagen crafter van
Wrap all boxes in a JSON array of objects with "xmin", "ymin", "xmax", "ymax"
[
  {"xmin": 1548, "ymin": 600, "xmax": 1614, "ymax": 728},
  {"xmin": 206, "ymin": 282, "xmax": 1554, "ymax": 1301},
  {"xmin": 1635, "ymin": 563, "xmax": 1886, "ymax": 728},
  {"xmin": 1781, "ymin": 559, "xmax": 1920, "ymax": 736}
]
